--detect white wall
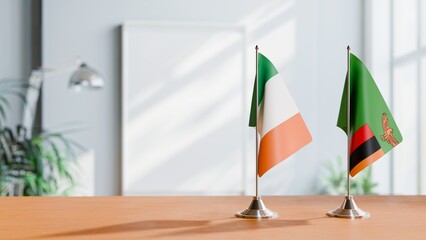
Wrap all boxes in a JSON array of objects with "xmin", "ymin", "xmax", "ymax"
[
  {"xmin": 0, "ymin": 0, "xmax": 32, "ymax": 127},
  {"xmin": 314, "ymin": 1, "xmax": 364, "ymax": 193},
  {"xmin": 365, "ymin": 0, "xmax": 426, "ymax": 195},
  {"xmin": 43, "ymin": 0, "xmax": 363, "ymax": 195}
]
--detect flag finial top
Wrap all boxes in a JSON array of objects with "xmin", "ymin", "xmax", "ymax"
[
  {"xmin": 255, "ymin": 45, "xmax": 259, "ymax": 50},
  {"xmin": 347, "ymin": 45, "xmax": 351, "ymax": 51}
]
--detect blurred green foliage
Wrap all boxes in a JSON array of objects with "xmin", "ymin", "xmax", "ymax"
[
  {"xmin": 0, "ymin": 79, "xmax": 81, "ymax": 196},
  {"xmin": 319, "ymin": 156, "xmax": 378, "ymax": 195}
]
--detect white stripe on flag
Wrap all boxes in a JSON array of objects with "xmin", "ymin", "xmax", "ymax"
[{"xmin": 258, "ymin": 74, "xmax": 299, "ymax": 138}]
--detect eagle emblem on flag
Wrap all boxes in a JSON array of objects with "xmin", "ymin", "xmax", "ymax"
[{"xmin": 381, "ymin": 113, "xmax": 398, "ymax": 147}]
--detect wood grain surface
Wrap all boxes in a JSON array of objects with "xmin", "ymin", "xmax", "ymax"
[{"xmin": 1, "ymin": 196, "xmax": 425, "ymax": 239}]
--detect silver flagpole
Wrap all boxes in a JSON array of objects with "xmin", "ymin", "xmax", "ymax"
[
  {"xmin": 347, "ymin": 45, "xmax": 351, "ymax": 198},
  {"xmin": 327, "ymin": 46, "xmax": 370, "ymax": 219},
  {"xmin": 236, "ymin": 45, "xmax": 277, "ymax": 219},
  {"xmin": 255, "ymin": 45, "xmax": 259, "ymax": 198}
]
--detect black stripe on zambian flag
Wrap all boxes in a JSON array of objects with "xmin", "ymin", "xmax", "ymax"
[{"xmin": 349, "ymin": 124, "xmax": 384, "ymax": 176}]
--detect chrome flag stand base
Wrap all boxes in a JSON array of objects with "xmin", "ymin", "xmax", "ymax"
[
  {"xmin": 236, "ymin": 196, "xmax": 278, "ymax": 219},
  {"xmin": 327, "ymin": 195, "xmax": 370, "ymax": 219}
]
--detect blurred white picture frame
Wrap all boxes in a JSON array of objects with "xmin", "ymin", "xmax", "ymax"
[{"xmin": 121, "ymin": 21, "xmax": 249, "ymax": 195}]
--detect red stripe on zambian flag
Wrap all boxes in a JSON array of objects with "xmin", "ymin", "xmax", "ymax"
[
  {"xmin": 258, "ymin": 113, "xmax": 312, "ymax": 177},
  {"xmin": 350, "ymin": 124, "xmax": 375, "ymax": 154}
]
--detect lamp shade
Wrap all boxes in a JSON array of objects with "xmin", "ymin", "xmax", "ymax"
[{"xmin": 69, "ymin": 63, "xmax": 104, "ymax": 90}]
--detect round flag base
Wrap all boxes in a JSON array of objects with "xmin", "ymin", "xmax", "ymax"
[
  {"xmin": 327, "ymin": 195, "xmax": 370, "ymax": 219},
  {"xmin": 236, "ymin": 196, "xmax": 278, "ymax": 219}
]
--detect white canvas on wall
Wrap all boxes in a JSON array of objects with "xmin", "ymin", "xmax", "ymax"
[{"xmin": 121, "ymin": 22, "xmax": 247, "ymax": 195}]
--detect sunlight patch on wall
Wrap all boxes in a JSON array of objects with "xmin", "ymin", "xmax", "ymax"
[{"xmin": 393, "ymin": 61, "xmax": 418, "ymax": 194}]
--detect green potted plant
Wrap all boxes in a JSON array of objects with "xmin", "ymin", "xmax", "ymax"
[
  {"xmin": 318, "ymin": 156, "xmax": 378, "ymax": 195},
  {"xmin": 0, "ymin": 79, "xmax": 80, "ymax": 196}
]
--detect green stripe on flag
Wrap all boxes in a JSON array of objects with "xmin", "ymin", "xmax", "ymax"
[{"xmin": 249, "ymin": 53, "xmax": 279, "ymax": 127}]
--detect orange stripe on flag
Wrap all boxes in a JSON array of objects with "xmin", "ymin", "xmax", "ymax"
[
  {"xmin": 350, "ymin": 148, "xmax": 384, "ymax": 177},
  {"xmin": 258, "ymin": 113, "xmax": 311, "ymax": 177}
]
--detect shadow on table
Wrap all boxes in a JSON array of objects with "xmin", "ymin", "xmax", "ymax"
[
  {"xmin": 153, "ymin": 218, "xmax": 311, "ymax": 238},
  {"xmin": 37, "ymin": 217, "xmax": 318, "ymax": 238},
  {"xmin": 37, "ymin": 220, "xmax": 210, "ymax": 238}
]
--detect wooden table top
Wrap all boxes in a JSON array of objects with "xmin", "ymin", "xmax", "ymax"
[{"xmin": 1, "ymin": 195, "xmax": 425, "ymax": 239}]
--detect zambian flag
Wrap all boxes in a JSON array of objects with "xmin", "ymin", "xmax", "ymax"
[
  {"xmin": 337, "ymin": 53, "xmax": 403, "ymax": 177},
  {"xmin": 249, "ymin": 53, "xmax": 311, "ymax": 177}
]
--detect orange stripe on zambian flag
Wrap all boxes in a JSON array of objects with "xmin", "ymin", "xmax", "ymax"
[
  {"xmin": 350, "ymin": 124, "xmax": 375, "ymax": 154},
  {"xmin": 258, "ymin": 113, "xmax": 311, "ymax": 177},
  {"xmin": 350, "ymin": 148, "xmax": 384, "ymax": 176}
]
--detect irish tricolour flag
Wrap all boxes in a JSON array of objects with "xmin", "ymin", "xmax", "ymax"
[{"xmin": 249, "ymin": 53, "xmax": 312, "ymax": 177}]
